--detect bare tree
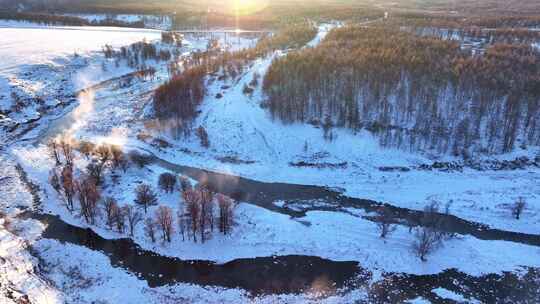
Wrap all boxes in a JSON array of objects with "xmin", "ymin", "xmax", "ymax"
[
  {"xmin": 78, "ymin": 141, "xmax": 95, "ymax": 159},
  {"xmin": 198, "ymin": 184, "xmax": 213, "ymax": 243},
  {"xmin": 207, "ymin": 194, "xmax": 215, "ymax": 233},
  {"xmin": 77, "ymin": 177, "xmax": 101, "ymax": 224},
  {"xmin": 179, "ymin": 176, "xmax": 192, "ymax": 192},
  {"xmin": 184, "ymin": 188, "xmax": 200, "ymax": 242},
  {"xmin": 110, "ymin": 145, "xmax": 128, "ymax": 172},
  {"xmin": 103, "ymin": 197, "xmax": 118, "ymax": 230},
  {"xmin": 421, "ymin": 201, "xmax": 443, "ymax": 228},
  {"xmin": 411, "ymin": 202, "xmax": 448, "ymax": 261},
  {"xmin": 144, "ymin": 218, "xmax": 156, "ymax": 243},
  {"xmin": 217, "ymin": 194, "xmax": 234, "ymax": 235},
  {"xmin": 124, "ymin": 205, "xmax": 143, "ymax": 236},
  {"xmin": 59, "ymin": 137, "xmax": 75, "ymax": 166},
  {"xmin": 375, "ymin": 206, "xmax": 396, "ymax": 239},
  {"xmin": 48, "ymin": 169, "xmax": 61, "ymax": 194},
  {"xmin": 96, "ymin": 145, "xmax": 111, "ymax": 164},
  {"xmin": 412, "ymin": 226, "xmax": 442, "ymax": 262},
  {"xmin": 177, "ymin": 210, "xmax": 187, "ymax": 241},
  {"xmin": 158, "ymin": 172, "xmax": 177, "ymax": 193},
  {"xmin": 114, "ymin": 206, "xmax": 126, "ymax": 233},
  {"xmin": 134, "ymin": 184, "xmax": 158, "ymax": 213},
  {"xmin": 60, "ymin": 166, "xmax": 76, "ymax": 212},
  {"xmin": 129, "ymin": 151, "xmax": 152, "ymax": 168},
  {"xmin": 47, "ymin": 140, "xmax": 61, "ymax": 165},
  {"xmin": 86, "ymin": 162, "xmax": 105, "ymax": 186},
  {"xmin": 155, "ymin": 206, "xmax": 174, "ymax": 242},
  {"xmin": 196, "ymin": 126, "xmax": 210, "ymax": 148},
  {"xmin": 119, "ymin": 155, "xmax": 130, "ymax": 172},
  {"xmin": 511, "ymin": 197, "xmax": 527, "ymax": 220}
]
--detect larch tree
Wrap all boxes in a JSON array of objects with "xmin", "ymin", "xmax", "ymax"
[
  {"xmin": 134, "ymin": 184, "xmax": 158, "ymax": 214},
  {"xmin": 60, "ymin": 165, "xmax": 76, "ymax": 212},
  {"xmin": 77, "ymin": 177, "xmax": 101, "ymax": 225},
  {"xmin": 144, "ymin": 218, "xmax": 157, "ymax": 243},
  {"xmin": 103, "ymin": 197, "xmax": 118, "ymax": 230},
  {"xmin": 155, "ymin": 206, "xmax": 174, "ymax": 243},
  {"xmin": 124, "ymin": 205, "xmax": 143, "ymax": 236}
]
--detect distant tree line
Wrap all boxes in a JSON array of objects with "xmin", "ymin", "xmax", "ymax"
[
  {"xmin": 263, "ymin": 25, "xmax": 540, "ymax": 156},
  {"xmin": 403, "ymin": 26, "xmax": 540, "ymax": 46},
  {"xmin": 170, "ymin": 5, "xmax": 382, "ymax": 30},
  {"xmin": 0, "ymin": 11, "xmax": 145, "ymax": 28},
  {"xmin": 391, "ymin": 13, "xmax": 540, "ymax": 29},
  {"xmin": 254, "ymin": 22, "xmax": 318, "ymax": 51}
]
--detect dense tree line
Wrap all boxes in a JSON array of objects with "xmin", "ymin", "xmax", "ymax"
[
  {"xmin": 0, "ymin": 12, "xmax": 87, "ymax": 26},
  {"xmin": 153, "ymin": 66, "xmax": 206, "ymax": 138},
  {"xmin": 263, "ymin": 25, "xmax": 540, "ymax": 155}
]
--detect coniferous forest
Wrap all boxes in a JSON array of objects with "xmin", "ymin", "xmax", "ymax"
[{"xmin": 263, "ymin": 25, "xmax": 540, "ymax": 156}]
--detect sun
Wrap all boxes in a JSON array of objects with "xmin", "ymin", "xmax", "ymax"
[
  {"xmin": 235, "ymin": 0, "xmax": 255, "ymax": 10},
  {"xmin": 232, "ymin": 0, "xmax": 268, "ymax": 15}
]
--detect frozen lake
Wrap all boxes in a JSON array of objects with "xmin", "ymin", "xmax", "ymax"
[{"xmin": 0, "ymin": 21, "xmax": 161, "ymax": 73}]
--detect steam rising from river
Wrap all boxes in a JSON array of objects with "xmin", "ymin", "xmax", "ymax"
[
  {"xmin": 57, "ymin": 66, "xmax": 129, "ymax": 147},
  {"xmin": 67, "ymin": 89, "xmax": 94, "ymax": 137}
]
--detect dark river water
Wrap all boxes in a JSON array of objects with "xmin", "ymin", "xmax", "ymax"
[
  {"xmin": 34, "ymin": 213, "xmax": 361, "ymax": 294},
  {"xmin": 32, "ymin": 212, "xmax": 540, "ymax": 302},
  {"xmin": 153, "ymin": 156, "xmax": 540, "ymax": 247}
]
